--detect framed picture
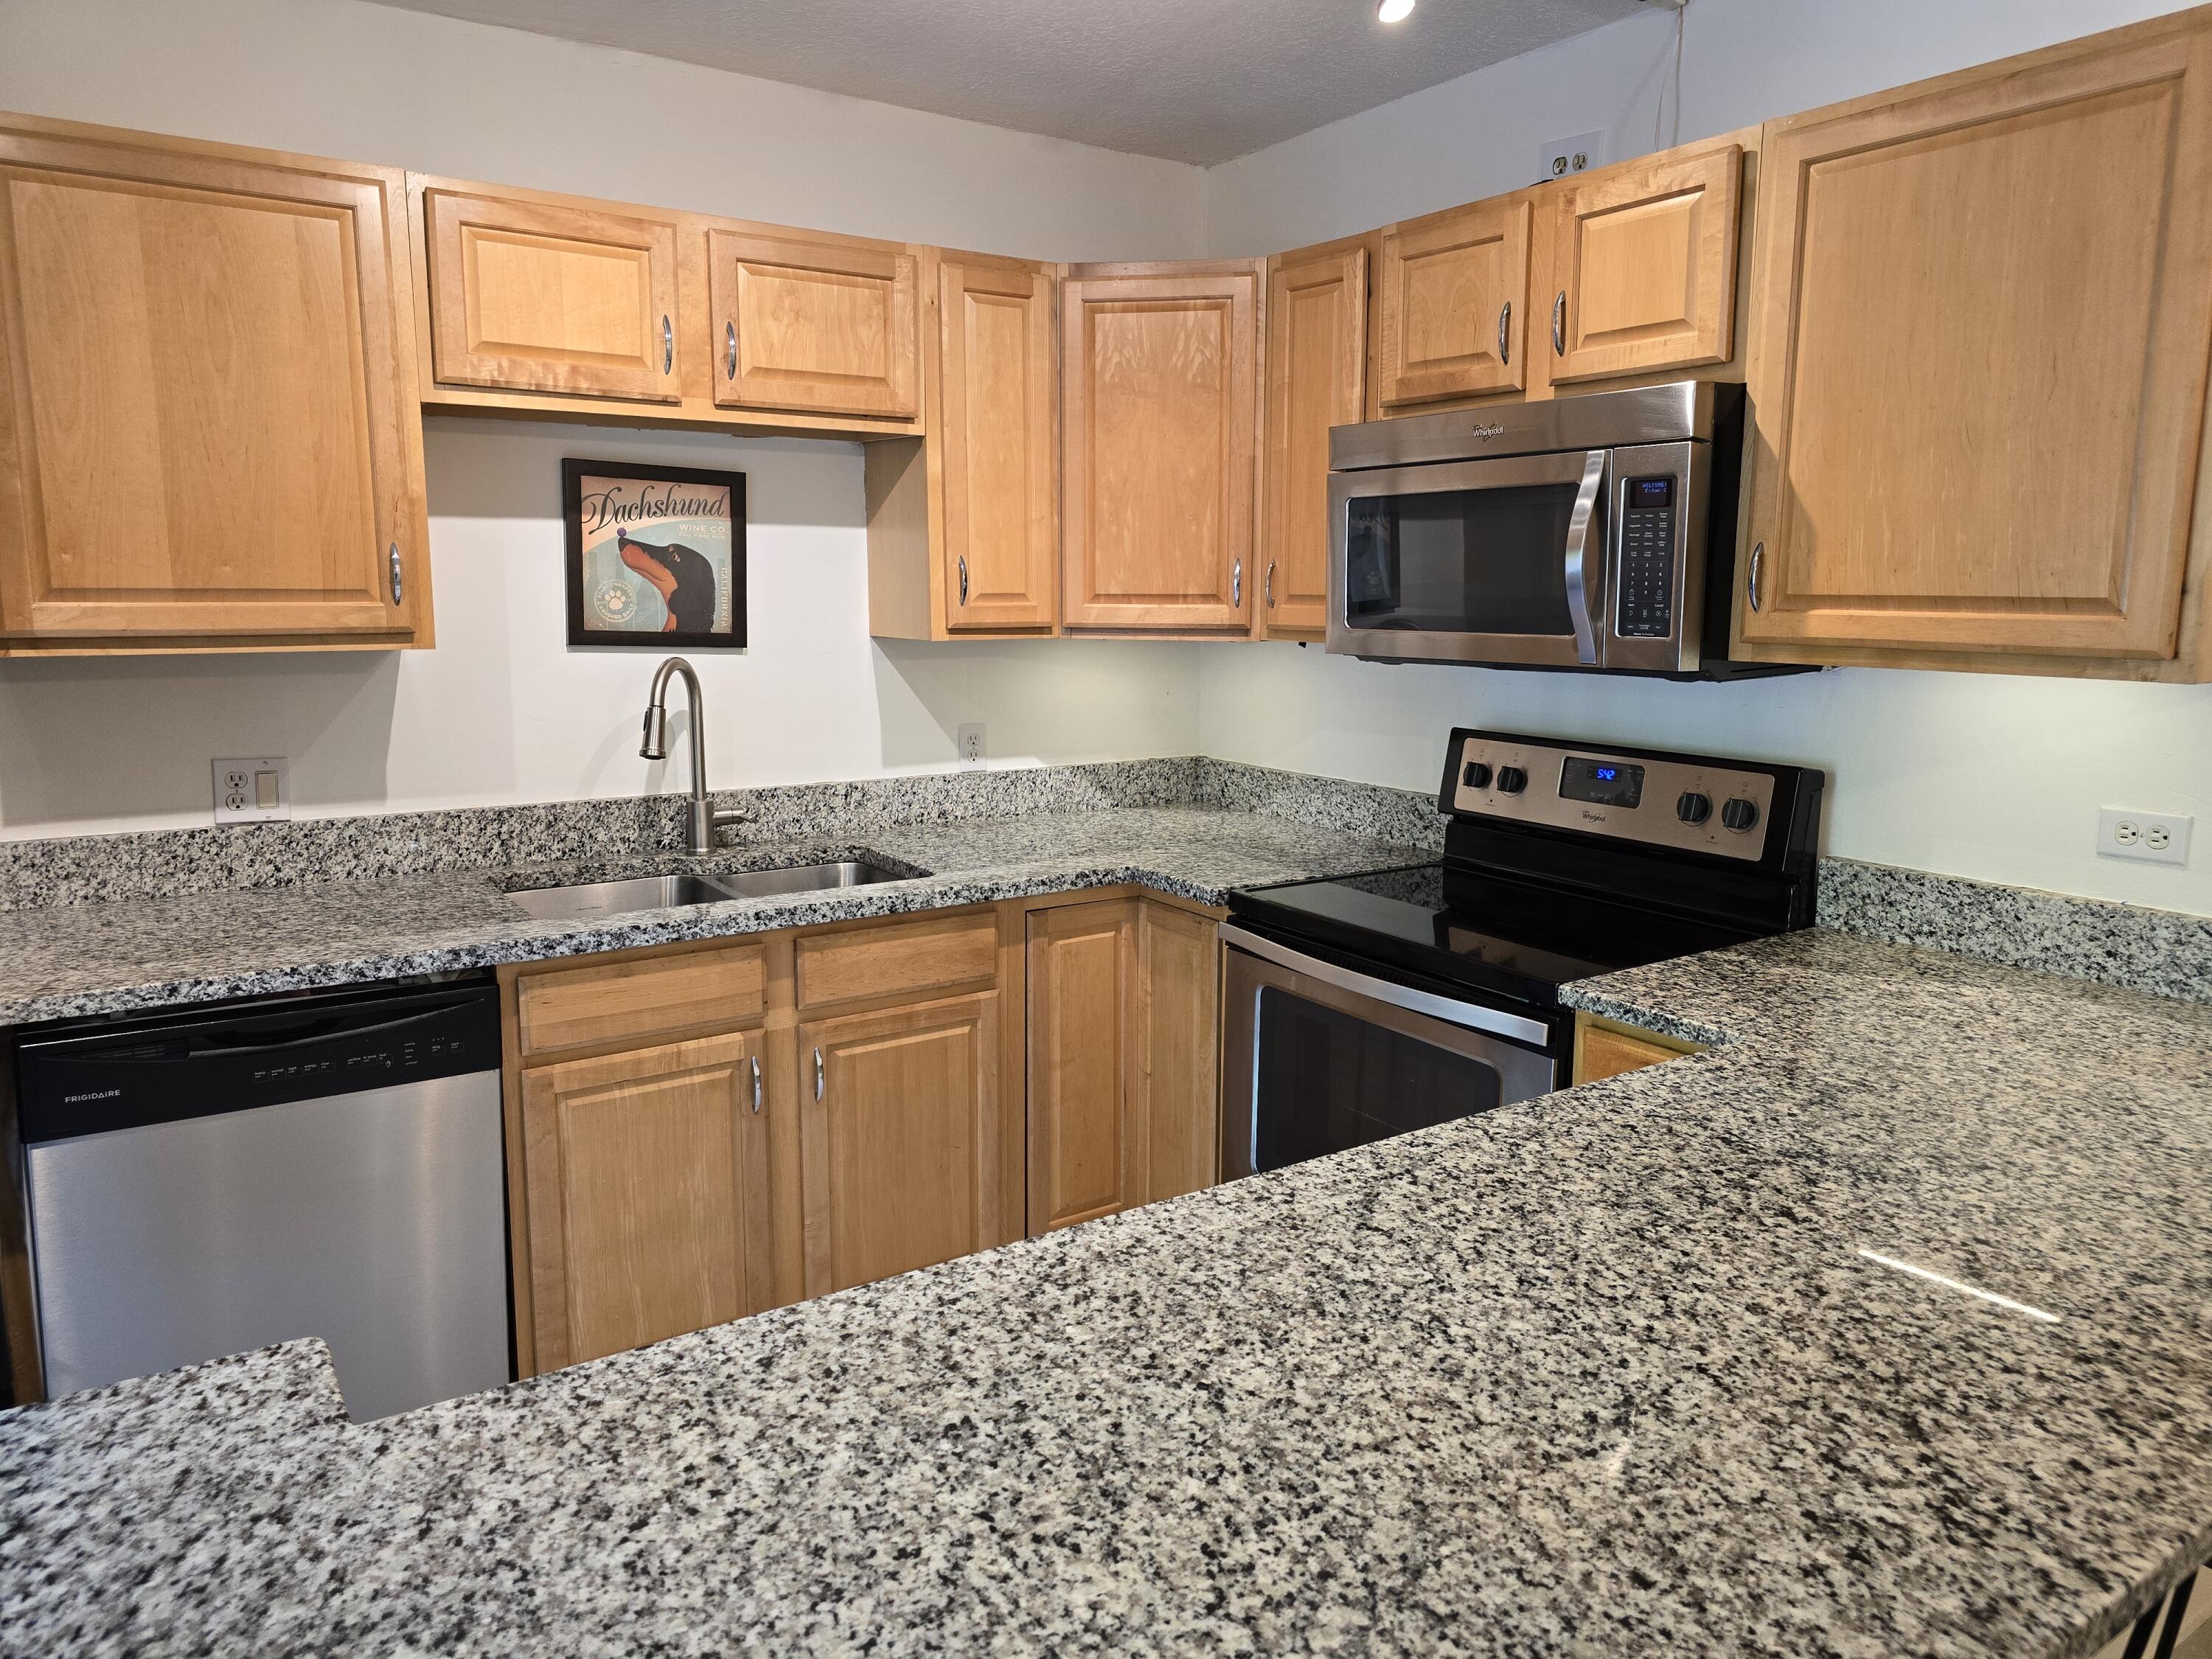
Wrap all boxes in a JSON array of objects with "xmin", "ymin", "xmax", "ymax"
[{"xmin": 563, "ymin": 459, "xmax": 746, "ymax": 649}]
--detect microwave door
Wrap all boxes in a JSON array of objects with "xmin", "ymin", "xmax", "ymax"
[{"xmin": 1326, "ymin": 449, "xmax": 1609, "ymax": 668}]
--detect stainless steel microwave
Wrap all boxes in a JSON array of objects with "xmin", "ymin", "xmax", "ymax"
[{"xmin": 1327, "ymin": 380, "xmax": 1770, "ymax": 678}]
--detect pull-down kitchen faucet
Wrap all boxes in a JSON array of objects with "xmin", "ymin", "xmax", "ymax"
[{"xmin": 639, "ymin": 656, "xmax": 748, "ymax": 855}]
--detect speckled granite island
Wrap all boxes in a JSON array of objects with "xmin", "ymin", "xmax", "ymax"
[{"xmin": 3, "ymin": 922, "xmax": 2209, "ymax": 1655}]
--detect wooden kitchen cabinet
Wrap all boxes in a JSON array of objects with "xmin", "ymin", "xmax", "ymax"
[
  {"xmin": 420, "ymin": 186, "xmax": 682, "ymax": 401},
  {"xmin": 800, "ymin": 990, "xmax": 1005, "ymax": 1293},
  {"xmin": 866, "ymin": 253, "xmax": 1057, "ymax": 638},
  {"xmin": 1262, "ymin": 239, "xmax": 1368, "ymax": 639},
  {"xmin": 1060, "ymin": 261, "xmax": 1261, "ymax": 631},
  {"xmin": 1736, "ymin": 10, "xmax": 2212, "ymax": 672},
  {"xmin": 518, "ymin": 1029, "xmax": 775, "ymax": 1371},
  {"xmin": 0, "ymin": 114, "xmax": 431, "ymax": 652},
  {"xmin": 1024, "ymin": 895, "xmax": 1222, "ymax": 1235},
  {"xmin": 1374, "ymin": 195, "xmax": 1531, "ymax": 410},
  {"xmin": 1571, "ymin": 1012, "xmax": 1702, "ymax": 1086},
  {"xmin": 707, "ymin": 228, "xmax": 920, "ymax": 420},
  {"xmin": 1543, "ymin": 139, "xmax": 1742, "ymax": 387}
]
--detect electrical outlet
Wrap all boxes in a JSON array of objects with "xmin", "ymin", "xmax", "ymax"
[
  {"xmin": 1538, "ymin": 131, "xmax": 1606, "ymax": 184},
  {"xmin": 212, "ymin": 756, "xmax": 289, "ymax": 824},
  {"xmin": 956, "ymin": 723, "xmax": 986, "ymax": 770},
  {"xmin": 2097, "ymin": 807, "xmax": 2192, "ymax": 866}
]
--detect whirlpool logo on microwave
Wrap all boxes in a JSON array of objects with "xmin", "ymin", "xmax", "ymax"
[{"xmin": 1469, "ymin": 422, "xmax": 1506, "ymax": 441}]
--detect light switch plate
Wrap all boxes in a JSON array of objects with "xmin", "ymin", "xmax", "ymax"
[
  {"xmin": 213, "ymin": 756, "xmax": 289, "ymax": 824},
  {"xmin": 2097, "ymin": 807, "xmax": 2191, "ymax": 866}
]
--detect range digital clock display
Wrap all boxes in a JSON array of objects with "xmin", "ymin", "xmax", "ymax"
[{"xmin": 1559, "ymin": 756, "xmax": 1645, "ymax": 809}]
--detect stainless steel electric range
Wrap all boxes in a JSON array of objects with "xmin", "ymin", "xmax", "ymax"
[{"xmin": 1220, "ymin": 728, "xmax": 1824, "ymax": 1180}]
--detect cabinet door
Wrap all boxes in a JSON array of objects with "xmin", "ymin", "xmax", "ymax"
[
  {"xmin": 1375, "ymin": 197, "xmax": 1529, "ymax": 408},
  {"xmin": 1026, "ymin": 898, "xmax": 1141, "ymax": 1234},
  {"xmin": 0, "ymin": 122, "xmax": 425, "ymax": 644},
  {"xmin": 1137, "ymin": 900, "xmax": 1222, "ymax": 1203},
  {"xmin": 940, "ymin": 259, "xmax": 1057, "ymax": 630},
  {"xmin": 1739, "ymin": 18, "xmax": 2212, "ymax": 665},
  {"xmin": 1061, "ymin": 265, "xmax": 1259, "ymax": 630},
  {"xmin": 1546, "ymin": 144, "xmax": 1741, "ymax": 386},
  {"xmin": 520, "ymin": 1031, "xmax": 773, "ymax": 1372},
  {"xmin": 422, "ymin": 188, "xmax": 681, "ymax": 401},
  {"xmin": 801, "ymin": 992, "xmax": 1001, "ymax": 1294},
  {"xmin": 706, "ymin": 230, "xmax": 919, "ymax": 419},
  {"xmin": 1262, "ymin": 245, "xmax": 1366, "ymax": 639}
]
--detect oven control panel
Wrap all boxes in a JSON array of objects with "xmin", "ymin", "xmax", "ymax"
[{"xmin": 1447, "ymin": 734, "xmax": 1775, "ymax": 862}]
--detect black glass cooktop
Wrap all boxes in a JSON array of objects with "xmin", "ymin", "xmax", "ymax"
[{"xmin": 1228, "ymin": 860, "xmax": 1757, "ymax": 1011}]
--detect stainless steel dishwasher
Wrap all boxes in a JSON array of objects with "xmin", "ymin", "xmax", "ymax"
[{"xmin": 15, "ymin": 979, "xmax": 511, "ymax": 1421}]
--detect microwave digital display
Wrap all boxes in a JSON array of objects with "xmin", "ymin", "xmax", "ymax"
[
  {"xmin": 1629, "ymin": 478, "xmax": 1674, "ymax": 509},
  {"xmin": 1559, "ymin": 756, "xmax": 1645, "ymax": 809}
]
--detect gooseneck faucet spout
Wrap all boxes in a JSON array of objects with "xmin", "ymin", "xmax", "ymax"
[{"xmin": 639, "ymin": 656, "xmax": 748, "ymax": 855}]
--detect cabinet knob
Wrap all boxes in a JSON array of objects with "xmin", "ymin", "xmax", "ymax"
[
  {"xmin": 1496, "ymin": 299, "xmax": 1512, "ymax": 367},
  {"xmin": 662, "ymin": 313, "xmax": 673, "ymax": 375},
  {"xmin": 387, "ymin": 542, "xmax": 403, "ymax": 606},
  {"xmin": 958, "ymin": 554, "xmax": 969, "ymax": 605},
  {"xmin": 726, "ymin": 321, "xmax": 737, "ymax": 381},
  {"xmin": 1232, "ymin": 559, "xmax": 1242, "ymax": 608},
  {"xmin": 750, "ymin": 1054, "xmax": 762, "ymax": 1115},
  {"xmin": 813, "ymin": 1046, "xmax": 824, "ymax": 1102},
  {"xmin": 1746, "ymin": 541, "xmax": 1765, "ymax": 613},
  {"xmin": 1552, "ymin": 291, "xmax": 1567, "ymax": 357}
]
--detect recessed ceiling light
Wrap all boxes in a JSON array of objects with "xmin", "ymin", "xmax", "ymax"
[{"xmin": 1377, "ymin": 0, "xmax": 1415, "ymax": 21}]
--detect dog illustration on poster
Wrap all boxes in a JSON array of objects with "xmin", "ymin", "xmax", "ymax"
[{"xmin": 563, "ymin": 460, "xmax": 747, "ymax": 649}]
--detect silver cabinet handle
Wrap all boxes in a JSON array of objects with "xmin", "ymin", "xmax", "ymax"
[
  {"xmin": 813, "ymin": 1047, "xmax": 824, "ymax": 1102},
  {"xmin": 1562, "ymin": 449, "xmax": 1606, "ymax": 667},
  {"xmin": 1497, "ymin": 299, "xmax": 1512, "ymax": 366},
  {"xmin": 726, "ymin": 321, "xmax": 737, "ymax": 380},
  {"xmin": 1265, "ymin": 559, "xmax": 1276, "ymax": 609},
  {"xmin": 749, "ymin": 1054, "xmax": 762, "ymax": 1115},
  {"xmin": 1231, "ymin": 559, "xmax": 1242, "ymax": 608},
  {"xmin": 661, "ymin": 314, "xmax": 673, "ymax": 375},
  {"xmin": 1552, "ymin": 291, "xmax": 1567, "ymax": 357},
  {"xmin": 958, "ymin": 554, "xmax": 969, "ymax": 605},
  {"xmin": 1747, "ymin": 541, "xmax": 1765, "ymax": 613},
  {"xmin": 387, "ymin": 542, "xmax": 403, "ymax": 606}
]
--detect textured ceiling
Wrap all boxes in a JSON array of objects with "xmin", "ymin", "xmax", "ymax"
[{"xmin": 368, "ymin": 0, "xmax": 1649, "ymax": 164}]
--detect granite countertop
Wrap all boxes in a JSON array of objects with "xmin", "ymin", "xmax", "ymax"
[
  {"xmin": 0, "ymin": 806, "xmax": 1435, "ymax": 1026},
  {"xmin": 4, "ymin": 926, "xmax": 2208, "ymax": 1657}
]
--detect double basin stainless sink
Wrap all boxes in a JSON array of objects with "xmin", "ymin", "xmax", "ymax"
[{"xmin": 507, "ymin": 860, "xmax": 907, "ymax": 922}]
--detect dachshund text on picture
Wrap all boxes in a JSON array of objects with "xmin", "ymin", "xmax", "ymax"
[{"xmin": 616, "ymin": 529, "xmax": 720, "ymax": 633}]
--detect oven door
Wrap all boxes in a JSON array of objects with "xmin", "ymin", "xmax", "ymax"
[
  {"xmin": 1220, "ymin": 925, "xmax": 1560, "ymax": 1183},
  {"xmin": 1327, "ymin": 448, "xmax": 1610, "ymax": 668}
]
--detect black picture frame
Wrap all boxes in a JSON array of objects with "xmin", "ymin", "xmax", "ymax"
[{"xmin": 563, "ymin": 459, "xmax": 747, "ymax": 649}]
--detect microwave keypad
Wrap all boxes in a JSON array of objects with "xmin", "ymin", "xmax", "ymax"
[{"xmin": 1618, "ymin": 479, "xmax": 1676, "ymax": 639}]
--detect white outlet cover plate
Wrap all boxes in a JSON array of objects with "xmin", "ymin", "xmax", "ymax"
[
  {"xmin": 955, "ymin": 723, "xmax": 987, "ymax": 771},
  {"xmin": 213, "ymin": 756, "xmax": 289, "ymax": 824},
  {"xmin": 1537, "ymin": 131, "xmax": 1606, "ymax": 185},
  {"xmin": 2097, "ymin": 807, "xmax": 2192, "ymax": 866}
]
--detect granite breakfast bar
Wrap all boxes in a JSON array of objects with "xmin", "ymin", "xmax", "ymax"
[{"xmin": 3, "ymin": 919, "xmax": 2210, "ymax": 1657}]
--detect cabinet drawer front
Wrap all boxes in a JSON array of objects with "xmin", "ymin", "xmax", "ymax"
[
  {"xmin": 424, "ymin": 189, "xmax": 681, "ymax": 402},
  {"xmin": 708, "ymin": 231, "xmax": 919, "ymax": 419},
  {"xmin": 795, "ymin": 911, "xmax": 998, "ymax": 1012},
  {"xmin": 517, "ymin": 946, "xmax": 766, "ymax": 1057}
]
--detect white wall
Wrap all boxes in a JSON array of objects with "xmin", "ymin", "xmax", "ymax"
[
  {"xmin": 1198, "ymin": 0, "xmax": 2212, "ymax": 917},
  {"xmin": 0, "ymin": 0, "xmax": 1207, "ymax": 835}
]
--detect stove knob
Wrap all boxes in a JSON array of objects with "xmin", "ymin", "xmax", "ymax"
[
  {"xmin": 1462, "ymin": 761, "xmax": 1493, "ymax": 790},
  {"xmin": 1675, "ymin": 790, "xmax": 1712, "ymax": 826},
  {"xmin": 1495, "ymin": 765, "xmax": 1528, "ymax": 795},
  {"xmin": 1720, "ymin": 797, "xmax": 1761, "ymax": 832}
]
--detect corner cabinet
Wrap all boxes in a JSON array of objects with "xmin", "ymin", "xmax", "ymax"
[
  {"xmin": 1060, "ymin": 261, "xmax": 1261, "ymax": 633},
  {"xmin": 0, "ymin": 114, "xmax": 431, "ymax": 653},
  {"xmin": 1734, "ymin": 12, "xmax": 2212, "ymax": 673},
  {"xmin": 1262, "ymin": 240, "xmax": 1369, "ymax": 640}
]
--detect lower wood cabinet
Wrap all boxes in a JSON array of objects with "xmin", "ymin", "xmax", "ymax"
[
  {"xmin": 1025, "ymin": 897, "xmax": 1221, "ymax": 1235},
  {"xmin": 801, "ymin": 990, "xmax": 1004, "ymax": 1292},
  {"xmin": 1571, "ymin": 1012, "xmax": 1702, "ymax": 1085},
  {"xmin": 518, "ymin": 1029, "xmax": 774, "ymax": 1371}
]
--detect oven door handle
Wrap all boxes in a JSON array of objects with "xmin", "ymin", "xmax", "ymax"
[
  {"xmin": 1219, "ymin": 925, "xmax": 1551, "ymax": 1048},
  {"xmin": 1562, "ymin": 448, "xmax": 1607, "ymax": 667}
]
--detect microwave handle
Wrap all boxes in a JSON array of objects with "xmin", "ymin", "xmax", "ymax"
[{"xmin": 1563, "ymin": 449, "xmax": 1607, "ymax": 666}]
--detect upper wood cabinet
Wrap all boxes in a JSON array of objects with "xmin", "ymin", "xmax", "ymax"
[
  {"xmin": 0, "ymin": 114, "xmax": 430, "ymax": 651},
  {"xmin": 800, "ymin": 990, "xmax": 1004, "ymax": 1293},
  {"xmin": 707, "ymin": 229, "xmax": 920, "ymax": 420},
  {"xmin": 1375, "ymin": 197, "xmax": 1531, "ymax": 409},
  {"xmin": 421, "ymin": 187, "xmax": 681, "ymax": 401},
  {"xmin": 1543, "ymin": 141, "xmax": 1742, "ymax": 386},
  {"xmin": 1060, "ymin": 261, "xmax": 1261, "ymax": 631},
  {"xmin": 1736, "ymin": 10, "xmax": 2212, "ymax": 670},
  {"xmin": 1262, "ymin": 240, "xmax": 1368, "ymax": 640},
  {"xmin": 518, "ymin": 1029, "xmax": 774, "ymax": 1372},
  {"xmin": 1025, "ymin": 896, "xmax": 1222, "ymax": 1236},
  {"xmin": 939, "ymin": 257, "xmax": 1057, "ymax": 630}
]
